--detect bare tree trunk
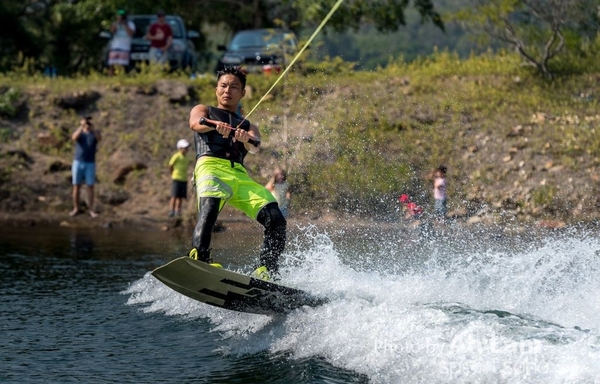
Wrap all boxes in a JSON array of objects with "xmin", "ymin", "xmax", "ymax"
[{"xmin": 252, "ymin": 0, "xmax": 263, "ymax": 28}]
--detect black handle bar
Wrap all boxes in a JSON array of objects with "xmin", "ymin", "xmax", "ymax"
[{"xmin": 199, "ymin": 117, "xmax": 260, "ymax": 147}]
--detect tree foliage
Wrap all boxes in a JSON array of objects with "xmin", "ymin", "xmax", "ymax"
[
  {"xmin": 0, "ymin": 0, "xmax": 443, "ymax": 75},
  {"xmin": 289, "ymin": 0, "xmax": 443, "ymax": 32},
  {"xmin": 454, "ymin": 0, "xmax": 599, "ymax": 79}
]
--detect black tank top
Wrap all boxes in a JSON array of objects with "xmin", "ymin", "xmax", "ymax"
[{"xmin": 194, "ymin": 106, "xmax": 251, "ymax": 165}]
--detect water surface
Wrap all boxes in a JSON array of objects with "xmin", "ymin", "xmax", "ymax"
[{"xmin": 3, "ymin": 223, "xmax": 600, "ymax": 383}]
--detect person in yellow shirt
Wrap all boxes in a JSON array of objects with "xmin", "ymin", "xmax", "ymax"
[{"xmin": 168, "ymin": 139, "xmax": 192, "ymax": 217}]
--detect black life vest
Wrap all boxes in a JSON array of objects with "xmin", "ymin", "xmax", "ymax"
[{"xmin": 194, "ymin": 106, "xmax": 250, "ymax": 165}]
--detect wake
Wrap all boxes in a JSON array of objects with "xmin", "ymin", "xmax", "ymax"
[{"xmin": 124, "ymin": 224, "xmax": 600, "ymax": 383}]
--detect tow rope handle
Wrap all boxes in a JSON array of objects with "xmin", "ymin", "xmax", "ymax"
[{"xmin": 199, "ymin": 117, "xmax": 260, "ymax": 147}]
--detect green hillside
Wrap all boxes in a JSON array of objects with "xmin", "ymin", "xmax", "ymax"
[{"xmin": 1, "ymin": 49, "xmax": 600, "ymax": 227}]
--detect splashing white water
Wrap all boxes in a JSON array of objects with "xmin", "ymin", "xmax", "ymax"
[{"xmin": 125, "ymin": 225, "xmax": 600, "ymax": 383}]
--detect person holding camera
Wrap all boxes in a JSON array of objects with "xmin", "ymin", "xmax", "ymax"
[
  {"xmin": 70, "ymin": 116, "xmax": 101, "ymax": 218},
  {"xmin": 107, "ymin": 9, "xmax": 135, "ymax": 75}
]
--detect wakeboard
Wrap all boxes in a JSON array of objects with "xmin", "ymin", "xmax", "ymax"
[{"xmin": 151, "ymin": 257, "xmax": 328, "ymax": 315}]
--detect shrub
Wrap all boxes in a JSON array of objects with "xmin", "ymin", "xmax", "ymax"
[{"xmin": 0, "ymin": 87, "xmax": 21, "ymax": 117}]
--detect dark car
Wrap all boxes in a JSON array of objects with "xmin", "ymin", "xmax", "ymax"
[
  {"xmin": 101, "ymin": 14, "xmax": 200, "ymax": 71},
  {"xmin": 216, "ymin": 29, "xmax": 298, "ymax": 74}
]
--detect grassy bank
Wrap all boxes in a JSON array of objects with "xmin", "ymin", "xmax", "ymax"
[{"xmin": 1, "ymin": 51, "xmax": 599, "ymax": 226}]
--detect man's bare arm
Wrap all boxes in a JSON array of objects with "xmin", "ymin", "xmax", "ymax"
[
  {"xmin": 189, "ymin": 105, "xmax": 211, "ymax": 133},
  {"xmin": 242, "ymin": 123, "xmax": 261, "ymax": 154}
]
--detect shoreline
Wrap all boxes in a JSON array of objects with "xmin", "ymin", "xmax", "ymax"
[{"xmin": 0, "ymin": 209, "xmax": 593, "ymax": 234}]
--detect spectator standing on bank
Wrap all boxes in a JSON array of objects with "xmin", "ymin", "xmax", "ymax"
[
  {"xmin": 145, "ymin": 10, "xmax": 172, "ymax": 65},
  {"xmin": 70, "ymin": 116, "xmax": 101, "ymax": 218},
  {"xmin": 265, "ymin": 167, "xmax": 291, "ymax": 218},
  {"xmin": 107, "ymin": 9, "xmax": 135, "ymax": 75},
  {"xmin": 433, "ymin": 165, "xmax": 448, "ymax": 223},
  {"xmin": 168, "ymin": 139, "xmax": 192, "ymax": 217}
]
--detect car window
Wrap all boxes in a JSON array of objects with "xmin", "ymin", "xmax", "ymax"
[
  {"xmin": 229, "ymin": 31, "xmax": 263, "ymax": 49},
  {"xmin": 228, "ymin": 30, "xmax": 295, "ymax": 50},
  {"xmin": 132, "ymin": 18, "xmax": 152, "ymax": 38},
  {"xmin": 130, "ymin": 16, "xmax": 184, "ymax": 39},
  {"xmin": 281, "ymin": 33, "xmax": 297, "ymax": 49},
  {"xmin": 166, "ymin": 18, "xmax": 183, "ymax": 39}
]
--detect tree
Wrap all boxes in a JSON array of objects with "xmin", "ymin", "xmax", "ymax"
[
  {"xmin": 455, "ymin": 0, "xmax": 599, "ymax": 79},
  {"xmin": 0, "ymin": 0, "xmax": 444, "ymax": 74},
  {"xmin": 286, "ymin": 0, "xmax": 443, "ymax": 32}
]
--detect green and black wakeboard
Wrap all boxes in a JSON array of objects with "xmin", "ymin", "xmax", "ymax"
[{"xmin": 151, "ymin": 257, "xmax": 328, "ymax": 315}]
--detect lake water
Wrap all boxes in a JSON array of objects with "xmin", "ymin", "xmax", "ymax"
[{"xmin": 2, "ymin": 221, "xmax": 600, "ymax": 383}]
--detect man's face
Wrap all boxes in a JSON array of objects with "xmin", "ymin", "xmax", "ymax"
[
  {"xmin": 157, "ymin": 15, "xmax": 165, "ymax": 24},
  {"xmin": 216, "ymin": 74, "xmax": 244, "ymax": 109}
]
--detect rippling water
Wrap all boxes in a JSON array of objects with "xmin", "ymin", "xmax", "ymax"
[{"xmin": 2, "ymin": 222, "xmax": 600, "ymax": 383}]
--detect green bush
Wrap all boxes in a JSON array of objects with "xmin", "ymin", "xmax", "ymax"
[
  {"xmin": 0, "ymin": 87, "xmax": 21, "ymax": 117},
  {"xmin": 532, "ymin": 185, "xmax": 557, "ymax": 207},
  {"xmin": 0, "ymin": 127, "xmax": 12, "ymax": 143}
]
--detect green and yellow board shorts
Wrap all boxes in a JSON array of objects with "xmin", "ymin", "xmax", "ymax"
[{"xmin": 194, "ymin": 156, "xmax": 276, "ymax": 220}]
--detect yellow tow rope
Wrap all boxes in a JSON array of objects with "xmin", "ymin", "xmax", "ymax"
[{"xmin": 242, "ymin": 0, "xmax": 346, "ymax": 120}]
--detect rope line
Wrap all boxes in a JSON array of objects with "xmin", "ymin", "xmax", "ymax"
[{"xmin": 242, "ymin": 0, "xmax": 345, "ymax": 121}]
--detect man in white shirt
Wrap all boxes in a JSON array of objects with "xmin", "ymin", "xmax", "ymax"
[{"xmin": 107, "ymin": 9, "xmax": 135, "ymax": 75}]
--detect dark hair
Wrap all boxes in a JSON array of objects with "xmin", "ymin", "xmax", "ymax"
[
  {"xmin": 274, "ymin": 167, "xmax": 287, "ymax": 181},
  {"xmin": 217, "ymin": 67, "xmax": 247, "ymax": 89},
  {"xmin": 437, "ymin": 165, "xmax": 447, "ymax": 175}
]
